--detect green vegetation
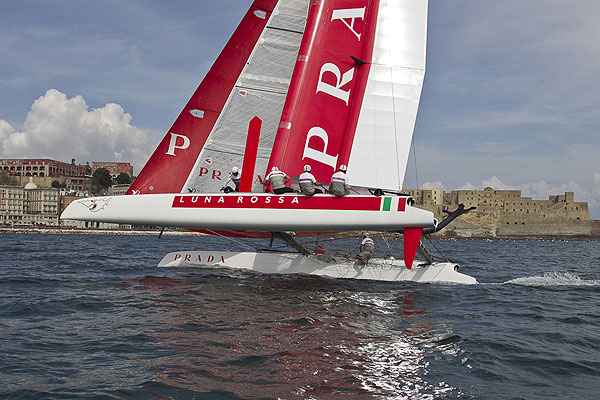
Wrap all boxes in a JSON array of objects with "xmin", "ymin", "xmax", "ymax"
[
  {"xmin": 51, "ymin": 180, "xmax": 66, "ymax": 188},
  {"xmin": 92, "ymin": 168, "xmax": 112, "ymax": 192},
  {"xmin": 116, "ymin": 172, "xmax": 132, "ymax": 185}
]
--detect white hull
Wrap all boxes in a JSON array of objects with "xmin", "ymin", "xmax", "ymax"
[
  {"xmin": 158, "ymin": 250, "xmax": 477, "ymax": 284},
  {"xmin": 60, "ymin": 193, "xmax": 436, "ymax": 232}
]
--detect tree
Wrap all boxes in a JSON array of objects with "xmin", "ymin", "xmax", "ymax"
[
  {"xmin": 116, "ymin": 172, "xmax": 132, "ymax": 185},
  {"xmin": 92, "ymin": 168, "xmax": 112, "ymax": 192},
  {"xmin": 52, "ymin": 180, "xmax": 67, "ymax": 189}
]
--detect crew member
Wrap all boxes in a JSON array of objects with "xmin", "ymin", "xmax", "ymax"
[
  {"xmin": 299, "ymin": 165, "xmax": 323, "ymax": 196},
  {"xmin": 221, "ymin": 166, "xmax": 241, "ymax": 193},
  {"xmin": 265, "ymin": 166, "xmax": 294, "ymax": 194},
  {"xmin": 329, "ymin": 164, "xmax": 350, "ymax": 197},
  {"xmin": 358, "ymin": 232, "xmax": 374, "ymax": 264}
]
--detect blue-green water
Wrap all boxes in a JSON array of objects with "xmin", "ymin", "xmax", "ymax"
[{"xmin": 1, "ymin": 233, "xmax": 599, "ymax": 399}]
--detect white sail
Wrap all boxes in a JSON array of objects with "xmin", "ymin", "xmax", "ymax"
[{"xmin": 347, "ymin": 0, "xmax": 427, "ymax": 191}]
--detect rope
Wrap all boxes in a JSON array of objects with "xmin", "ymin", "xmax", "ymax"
[
  {"xmin": 380, "ymin": 232, "xmax": 394, "ymax": 257},
  {"xmin": 412, "ymin": 132, "xmax": 420, "ymax": 189},
  {"xmin": 424, "ymin": 236, "xmax": 450, "ymax": 262},
  {"xmin": 203, "ymin": 230, "xmax": 260, "ymax": 252}
]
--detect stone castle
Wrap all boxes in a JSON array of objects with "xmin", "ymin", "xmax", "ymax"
[{"xmin": 402, "ymin": 187, "xmax": 593, "ymax": 238}]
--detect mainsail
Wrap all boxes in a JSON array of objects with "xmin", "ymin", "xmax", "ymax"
[
  {"xmin": 128, "ymin": 0, "xmax": 309, "ymax": 195},
  {"xmin": 129, "ymin": 0, "xmax": 427, "ymax": 196}
]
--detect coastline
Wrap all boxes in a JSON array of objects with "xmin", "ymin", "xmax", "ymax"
[
  {"xmin": 0, "ymin": 226, "xmax": 206, "ymax": 236},
  {"xmin": 1, "ymin": 226, "xmax": 598, "ymax": 240}
]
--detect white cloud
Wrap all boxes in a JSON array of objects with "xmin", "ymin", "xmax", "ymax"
[
  {"xmin": 421, "ymin": 181, "xmax": 446, "ymax": 190},
  {"xmin": 458, "ymin": 182, "xmax": 477, "ymax": 190},
  {"xmin": 0, "ymin": 119, "xmax": 16, "ymax": 142},
  {"xmin": 0, "ymin": 89, "xmax": 154, "ymax": 174}
]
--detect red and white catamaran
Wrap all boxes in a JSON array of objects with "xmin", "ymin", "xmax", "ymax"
[{"xmin": 61, "ymin": 0, "xmax": 477, "ymax": 284}]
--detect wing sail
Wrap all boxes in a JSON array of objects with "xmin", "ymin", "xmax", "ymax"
[
  {"xmin": 267, "ymin": 0, "xmax": 427, "ymax": 192},
  {"xmin": 128, "ymin": 0, "xmax": 309, "ymax": 195}
]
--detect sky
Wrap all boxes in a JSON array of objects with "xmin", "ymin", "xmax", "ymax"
[{"xmin": 0, "ymin": 0, "xmax": 598, "ymax": 218}]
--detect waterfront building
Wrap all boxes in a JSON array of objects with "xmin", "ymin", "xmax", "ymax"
[
  {"xmin": 0, "ymin": 179, "xmax": 59, "ymax": 225},
  {"xmin": 91, "ymin": 162, "xmax": 133, "ymax": 178},
  {"xmin": 1, "ymin": 158, "xmax": 92, "ymax": 193},
  {"xmin": 0, "ymin": 158, "xmax": 87, "ymax": 178},
  {"xmin": 0, "ymin": 186, "xmax": 25, "ymax": 224},
  {"xmin": 108, "ymin": 184, "xmax": 131, "ymax": 196},
  {"xmin": 1, "ymin": 179, "xmax": 130, "ymax": 228}
]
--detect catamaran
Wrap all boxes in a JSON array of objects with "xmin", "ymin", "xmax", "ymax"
[{"xmin": 61, "ymin": 0, "xmax": 477, "ymax": 284}]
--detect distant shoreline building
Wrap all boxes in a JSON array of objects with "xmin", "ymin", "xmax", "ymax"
[
  {"xmin": 0, "ymin": 178, "xmax": 59, "ymax": 225},
  {"xmin": 1, "ymin": 158, "xmax": 91, "ymax": 193},
  {"xmin": 0, "ymin": 158, "xmax": 87, "ymax": 178},
  {"xmin": 91, "ymin": 162, "xmax": 133, "ymax": 178},
  {"xmin": 402, "ymin": 187, "xmax": 590, "ymax": 223},
  {"xmin": 1, "ymin": 158, "xmax": 132, "ymax": 228},
  {"xmin": 402, "ymin": 187, "xmax": 593, "ymax": 238}
]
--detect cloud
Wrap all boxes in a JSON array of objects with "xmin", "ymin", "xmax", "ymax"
[
  {"xmin": 0, "ymin": 119, "xmax": 15, "ymax": 143},
  {"xmin": 421, "ymin": 181, "xmax": 446, "ymax": 190},
  {"xmin": 0, "ymin": 89, "xmax": 154, "ymax": 174}
]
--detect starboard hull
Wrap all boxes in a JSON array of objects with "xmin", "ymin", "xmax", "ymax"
[
  {"xmin": 60, "ymin": 193, "xmax": 436, "ymax": 233},
  {"xmin": 158, "ymin": 250, "xmax": 477, "ymax": 284}
]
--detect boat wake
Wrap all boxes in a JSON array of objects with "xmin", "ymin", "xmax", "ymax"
[{"xmin": 505, "ymin": 271, "xmax": 600, "ymax": 287}]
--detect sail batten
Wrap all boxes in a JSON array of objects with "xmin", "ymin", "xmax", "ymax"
[
  {"xmin": 183, "ymin": 0, "xmax": 309, "ymax": 194},
  {"xmin": 127, "ymin": 0, "xmax": 308, "ymax": 196}
]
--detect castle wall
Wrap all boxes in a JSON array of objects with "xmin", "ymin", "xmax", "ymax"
[{"xmin": 408, "ymin": 187, "xmax": 594, "ymax": 238}]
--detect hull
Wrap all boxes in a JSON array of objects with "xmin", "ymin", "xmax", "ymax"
[
  {"xmin": 158, "ymin": 250, "xmax": 477, "ymax": 284},
  {"xmin": 60, "ymin": 193, "xmax": 436, "ymax": 232}
]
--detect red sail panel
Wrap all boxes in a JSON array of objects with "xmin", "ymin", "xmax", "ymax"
[
  {"xmin": 239, "ymin": 117, "xmax": 262, "ymax": 192},
  {"xmin": 337, "ymin": 0, "xmax": 379, "ymax": 167},
  {"xmin": 128, "ymin": 0, "xmax": 278, "ymax": 195},
  {"xmin": 268, "ymin": 0, "xmax": 379, "ymax": 184}
]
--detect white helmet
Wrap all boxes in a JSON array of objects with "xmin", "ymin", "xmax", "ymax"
[
  {"xmin": 303, "ymin": 165, "xmax": 311, "ymax": 172},
  {"xmin": 231, "ymin": 166, "xmax": 239, "ymax": 174},
  {"xmin": 363, "ymin": 232, "xmax": 369, "ymax": 238},
  {"xmin": 339, "ymin": 164, "xmax": 347, "ymax": 172},
  {"xmin": 271, "ymin": 166, "xmax": 279, "ymax": 172}
]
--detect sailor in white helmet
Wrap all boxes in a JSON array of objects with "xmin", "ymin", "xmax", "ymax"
[
  {"xmin": 358, "ymin": 232, "xmax": 375, "ymax": 264},
  {"xmin": 265, "ymin": 166, "xmax": 294, "ymax": 194},
  {"xmin": 329, "ymin": 164, "xmax": 350, "ymax": 197},
  {"xmin": 221, "ymin": 166, "xmax": 242, "ymax": 193},
  {"xmin": 298, "ymin": 165, "xmax": 323, "ymax": 196}
]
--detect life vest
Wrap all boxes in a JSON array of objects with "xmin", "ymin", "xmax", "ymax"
[{"xmin": 299, "ymin": 171, "xmax": 317, "ymax": 195}]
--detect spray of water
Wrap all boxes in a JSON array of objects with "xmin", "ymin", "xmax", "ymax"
[{"xmin": 505, "ymin": 271, "xmax": 600, "ymax": 287}]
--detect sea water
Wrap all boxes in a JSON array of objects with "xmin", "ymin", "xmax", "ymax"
[{"xmin": 0, "ymin": 233, "xmax": 598, "ymax": 399}]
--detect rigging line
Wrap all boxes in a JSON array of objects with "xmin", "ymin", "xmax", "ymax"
[
  {"xmin": 412, "ymin": 131, "xmax": 419, "ymax": 189},
  {"xmin": 205, "ymin": 146, "xmax": 271, "ymax": 159},
  {"xmin": 389, "ymin": 65, "xmax": 401, "ymax": 189},
  {"xmin": 267, "ymin": 26, "xmax": 304, "ymax": 35},
  {"xmin": 203, "ymin": 230, "xmax": 259, "ymax": 252},
  {"xmin": 380, "ymin": 232, "xmax": 393, "ymax": 256},
  {"xmin": 424, "ymin": 236, "xmax": 450, "ymax": 262}
]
